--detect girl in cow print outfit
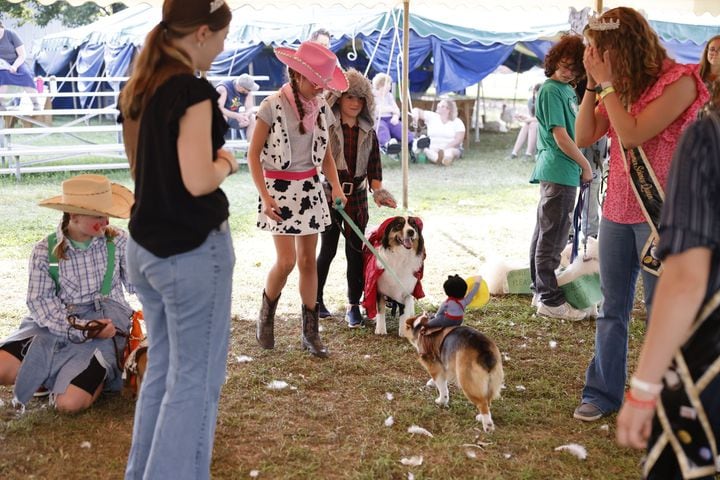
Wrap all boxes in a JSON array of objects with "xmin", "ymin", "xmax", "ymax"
[{"xmin": 247, "ymin": 41, "xmax": 348, "ymax": 357}]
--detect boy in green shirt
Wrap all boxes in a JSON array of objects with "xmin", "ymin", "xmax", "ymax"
[{"xmin": 529, "ymin": 35, "xmax": 593, "ymax": 321}]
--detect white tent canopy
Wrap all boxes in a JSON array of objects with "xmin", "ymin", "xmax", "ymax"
[{"xmin": 9, "ymin": 0, "xmax": 720, "ymax": 16}]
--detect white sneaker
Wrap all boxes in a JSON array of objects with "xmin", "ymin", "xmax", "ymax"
[
  {"xmin": 537, "ymin": 302, "xmax": 587, "ymax": 321},
  {"xmin": 531, "ymin": 293, "xmax": 540, "ymax": 307}
]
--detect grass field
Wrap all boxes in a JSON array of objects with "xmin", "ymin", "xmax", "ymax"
[{"xmin": 0, "ymin": 132, "xmax": 647, "ymax": 479}]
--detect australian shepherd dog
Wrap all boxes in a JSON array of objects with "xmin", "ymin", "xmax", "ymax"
[
  {"xmin": 363, "ymin": 216, "xmax": 425, "ymax": 336},
  {"xmin": 404, "ymin": 314, "xmax": 504, "ymax": 432}
]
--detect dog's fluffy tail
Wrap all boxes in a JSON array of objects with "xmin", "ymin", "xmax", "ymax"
[
  {"xmin": 465, "ymin": 333, "xmax": 498, "ymax": 372},
  {"xmin": 486, "ymin": 348, "xmax": 504, "ymax": 400},
  {"xmin": 455, "ymin": 332, "xmax": 504, "ymax": 403},
  {"xmin": 471, "ymin": 343, "xmax": 503, "ymax": 401}
]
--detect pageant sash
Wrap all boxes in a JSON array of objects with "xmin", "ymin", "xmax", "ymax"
[
  {"xmin": 644, "ymin": 290, "xmax": 720, "ymax": 479},
  {"xmin": 619, "ymin": 145, "xmax": 664, "ymax": 277}
]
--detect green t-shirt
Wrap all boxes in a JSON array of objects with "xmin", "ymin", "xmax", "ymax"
[
  {"xmin": 68, "ymin": 237, "xmax": 93, "ymax": 250},
  {"xmin": 530, "ymin": 79, "xmax": 581, "ymax": 187}
]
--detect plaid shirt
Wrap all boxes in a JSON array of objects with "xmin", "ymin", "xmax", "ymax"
[
  {"xmin": 333, "ymin": 122, "xmax": 382, "ymax": 231},
  {"xmin": 26, "ymin": 225, "xmax": 134, "ymax": 341}
]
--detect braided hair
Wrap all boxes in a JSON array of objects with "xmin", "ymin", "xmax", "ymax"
[
  {"xmin": 289, "ymin": 70, "xmax": 307, "ymax": 135},
  {"xmin": 289, "ymin": 68, "xmax": 323, "ymax": 135}
]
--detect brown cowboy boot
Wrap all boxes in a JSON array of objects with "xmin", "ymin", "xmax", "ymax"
[
  {"xmin": 301, "ymin": 304, "xmax": 329, "ymax": 358},
  {"xmin": 257, "ymin": 290, "xmax": 280, "ymax": 349}
]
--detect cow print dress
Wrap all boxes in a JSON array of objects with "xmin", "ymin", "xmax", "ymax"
[{"xmin": 255, "ymin": 93, "xmax": 334, "ymax": 235}]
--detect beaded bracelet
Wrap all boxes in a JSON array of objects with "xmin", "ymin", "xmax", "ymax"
[
  {"xmin": 624, "ymin": 390, "xmax": 657, "ymax": 409},
  {"xmin": 630, "ymin": 376, "xmax": 663, "ymax": 396}
]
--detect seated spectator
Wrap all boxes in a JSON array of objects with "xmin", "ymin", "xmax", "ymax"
[
  {"xmin": 0, "ymin": 22, "xmax": 40, "ymax": 110},
  {"xmin": 309, "ymin": 28, "xmax": 331, "ymax": 49},
  {"xmin": 412, "ymin": 99, "xmax": 466, "ymax": 166},
  {"xmin": 372, "ymin": 73, "xmax": 414, "ymax": 156},
  {"xmin": 0, "ymin": 174, "xmax": 134, "ymax": 413},
  {"xmin": 216, "ymin": 73, "xmax": 259, "ymax": 140},
  {"xmin": 510, "ymin": 83, "xmax": 541, "ymax": 159}
]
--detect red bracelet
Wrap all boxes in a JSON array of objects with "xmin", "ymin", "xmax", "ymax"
[{"xmin": 624, "ymin": 390, "xmax": 657, "ymax": 409}]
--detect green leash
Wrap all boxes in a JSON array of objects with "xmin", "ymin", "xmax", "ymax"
[{"xmin": 333, "ymin": 198, "xmax": 409, "ymax": 296}]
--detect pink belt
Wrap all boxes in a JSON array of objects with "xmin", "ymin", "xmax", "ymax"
[{"xmin": 263, "ymin": 167, "xmax": 317, "ymax": 181}]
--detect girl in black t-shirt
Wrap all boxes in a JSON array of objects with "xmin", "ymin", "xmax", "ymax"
[{"xmin": 118, "ymin": 1, "xmax": 236, "ymax": 478}]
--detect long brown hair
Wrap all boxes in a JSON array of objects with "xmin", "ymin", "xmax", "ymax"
[
  {"xmin": 585, "ymin": 7, "xmax": 668, "ymax": 106},
  {"xmin": 119, "ymin": 0, "xmax": 231, "ymax": 122},
  {"xmin": 699, "ymin": 34, "xmax": 720, "ymax": 82}
]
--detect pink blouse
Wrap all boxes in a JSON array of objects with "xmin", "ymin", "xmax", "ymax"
[{"xmin": 600, "ymin": 60, "xmax": 709, "ymax": 224}]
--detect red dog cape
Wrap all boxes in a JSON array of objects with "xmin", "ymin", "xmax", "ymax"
[{"xmin": 362, "ymin": 216, "xmax": 425, "ymax": 319}]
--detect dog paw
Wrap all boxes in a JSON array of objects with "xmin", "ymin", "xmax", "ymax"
[
  {"xmin": 425, "ymin": 378, "xmax": 436, "ymax": 388},
  {"xmin": 435, "ymin": 397, "xmax": 449, "ymax": 407},
  {"xmin": 374, "ymin": 326, "xmax": 387, "ymax": 335},
  {"xmin": 476, "ymin": 413, "xmax": 495, "ymax": 433}
]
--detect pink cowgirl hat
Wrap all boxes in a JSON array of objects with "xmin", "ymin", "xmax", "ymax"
[{"xmin": 275, "ymin": 41, "xmax": 348, "ymax": 93}]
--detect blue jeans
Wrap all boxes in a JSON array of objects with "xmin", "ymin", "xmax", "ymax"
[
  {"xmin": 581, "ymin": 219, "xmax": 657, "ymax": 413},
  {"xmin": 125, "ymin": 225, "xmax": 234, "ymax": 480}
]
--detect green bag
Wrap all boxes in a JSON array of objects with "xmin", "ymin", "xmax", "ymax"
[{"xmin": 560, "ymin": 272, "xmax": 602, "ymax": 309}]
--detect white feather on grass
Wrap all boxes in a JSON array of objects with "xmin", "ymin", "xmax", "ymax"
[
  {"xmin": 267, "ymin": 380, "xmax": 293, "ymax": 390},
  {"xmin": 554, "ymin": 443, "xmax": 588, "ymax": 460},
  {"xmin": 384, "ymin": 416, "xmax": 394, "ymax": 427},
  {"xmin": 386, "ymin": 392, "xmax": 394, "ymax": 401},
  {"xmin": 399, "ymin": 455, "xmax": 423, "ymax": 466},
  {"xmin": 407, "ymin": 425, "xmax": 434, "ymax": 437},
  {"xmin": 249, "ymin": 470, "xmax": 259, "ymax": 478},
  {"xmin": 235, "ymin": 355, "xmax": 253, "ymax": 363},
  {"xmin": 80, "ymin": 441, "xmax": 91, "ymax": 449}
]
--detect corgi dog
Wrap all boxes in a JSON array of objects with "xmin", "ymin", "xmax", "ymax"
[
  {"xmin": 363, "ymin": 216, "xmax": 425, "ymax": 336},
  {"xmin": 404, "ymin": 314, "xmax": 504, "ymax": 432}
]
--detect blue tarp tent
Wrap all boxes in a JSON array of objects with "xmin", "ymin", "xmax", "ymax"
[
  {"xmin": 30, "ymin": 4, "xmax": 720, "ymax": 100},
  {"xmin": 32, "ymin": 4, "xmax": 568, "ymax": 96}
]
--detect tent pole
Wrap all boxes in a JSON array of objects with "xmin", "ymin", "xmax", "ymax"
[
  {"xmin": 595, "ymin": 0, "xmax": 603, "ymax": 12},
  {"xmin": 401, "ymin": 0, "xmax": 409, "ymax": 209},
  {"xmin": 474, "ymin": 81, "xmax": 481, "ymax": 143}
]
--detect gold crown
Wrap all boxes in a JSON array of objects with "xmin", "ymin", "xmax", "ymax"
[
  {"xmin": 209, "ymin": 0, "xmax": 225, "ymax": 14},
  {"xmin": 588, "ymin": 13, "xmax": 620, "ymax": 31}
]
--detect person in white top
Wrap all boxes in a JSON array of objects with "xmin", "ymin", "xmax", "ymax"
[{"xmin": 412, "ymin": 99, "xmax": 465, "ymax": 166}]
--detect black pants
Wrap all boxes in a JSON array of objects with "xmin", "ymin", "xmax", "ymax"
[
  {"xmin": 529, "ymin": 181, "xmax": 577, "ymax": 307},
  {"xmin": 317, "ymin": 210, "xmax": 364, "ymax": 305}
]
